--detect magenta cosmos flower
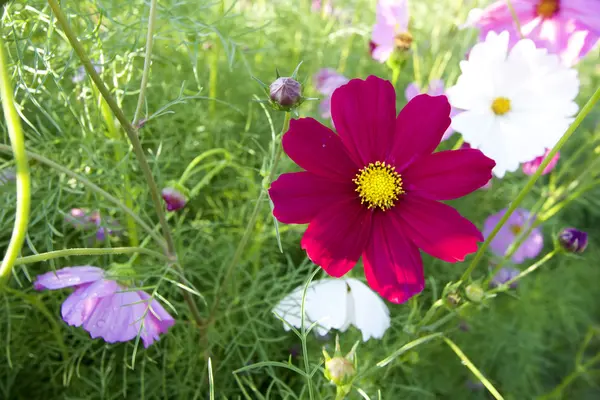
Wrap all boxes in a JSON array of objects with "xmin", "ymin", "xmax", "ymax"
[
  {"xmin": 269, "ymin": 76, "xmax": 495, "ymax": 303},
  {"xmin": 34, "ymin": 266, "xmax": 175, "ymax": 347},
  {"xmin": 405, "ymin": 80, "xmax": 460, "ymax": 141},
  {"xmin": 370, "ymin": 0, "xmax": 411, "ymax": 62},
  {"xmin": 483, "ymin": 208, "xmax": 543, "ymax": 264},
  {"xmin": 467, "ymin": 0, "xmax": 600, "ymax": 65}
]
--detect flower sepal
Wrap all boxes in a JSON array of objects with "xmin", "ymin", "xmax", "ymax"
[{"xmin": 323, "ymin": 335, "xmax": 359, "ymax": 399}]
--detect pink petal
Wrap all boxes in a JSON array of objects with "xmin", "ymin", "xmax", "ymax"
[
  {"xmin": 396, "ymin": 195, "xmax": 483, "ymax": 262},
  {"xmin": 362, "ymin": 213, "xmax": 424, "ymax": 304},
  {"xmin": 269, "ymin": 171, "xmax": 355, "ymax": 224},
  {"xmin": 61, "ymin": 279, "xmax": 118, "ymax": 327},
  {"xmin": 330, "ymin": 76, "xmax": 397, "ymax": 166},
  {"xmin": 34, "ymin": 266, "xmax": 105, "ymax": 290},
  {"xmin": 427, "ymin": 79, "xmax": 446, "ymax": 97},
  {"xmin": 282, "ymin": 118, "xmax": 357, "ymax": 181},
  {"xmin": 522, "ymin": 149, "xmax": 560, "ymax": 176},
  {"xmin": 138, "ymin": 291, "xmax": 176, "ymax": 348},
  {"xmin": 402, "ymin": 149, "xmax": 495, "ymax": 200},
  {"xmin": 301, "ymin": 199, "xmax": 372, "ymax": 277},
  {"xmin": 83, "ymin": 287, "xmax": 141, "ymax": 344},
  {"xmin": 376, "ymin": 0, "xmax": 409, "ymax": 30},
  {"xmin": 404, "ymin": 83, "xmax": 421, "ymax": 102},
  {"xmin": 388, "ymin": 94, "xmax": 451, "ymax": 170}
]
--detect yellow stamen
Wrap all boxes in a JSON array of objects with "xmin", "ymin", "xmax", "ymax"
[
  {"xmin": 353, "ymin": 161, "xmax": 404, "ymax": 211},
  {"xmin": 394, "ymin": 32, "xmax": 413, "ymax": 51},
  {"xmin": 510, "ymin": 224, "xmax": 522, "ymax": 235},
  {"xmin": 491, "ymin": 97, "xmax": 511, "ymax": 115},
  {"xmin": 537, "ymin": 0, "xmax": 559, "ymax": 18}
]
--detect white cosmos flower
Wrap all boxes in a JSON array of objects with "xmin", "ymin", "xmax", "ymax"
[
  {"xmin": 446, "ymin": 31, "xmax": 579, "ymax": 178},
  {"xmin": 273, "ymin": 278, "xmax": 390, "ymax": 342}
]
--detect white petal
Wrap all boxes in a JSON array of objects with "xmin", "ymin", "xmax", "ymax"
[{"xmin": 345, "ymin": 279, "xmax": 390, "ymax": 341}]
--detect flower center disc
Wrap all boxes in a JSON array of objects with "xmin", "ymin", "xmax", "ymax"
[
  {"xmin": 394, "ymin": 32, "xmax": 413, "ymax": 51},
  {"xmin": 510, "ymin": 224, "xmax": 522, "ymax": 235},
  {"xmin": 353, "ymin": 161, "xmax": 404, "ymax": 211},
  {"xmin": 536, "ymin": 0, "xmax": 559, "ymax": 18},
  {"xmin": 491, "ymin": 97, "xmax": 511, "ymax": 115}
]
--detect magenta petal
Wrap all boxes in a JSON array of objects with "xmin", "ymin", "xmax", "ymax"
[
  {"xmin": 138, "ymin": 291, "xmax": 175, "ymax": 348},
  {"xmin": 34, "ymin": 266, "xmax": 105, "ymax": 290},
  {"xmin": 330, "ymin": 76, "xmax": 397, "ymax": 165},
  {"xmin": 363, "ymin": 213, "xmax": 424, "ymax": 304},
  {"xmin": 301, "ymin": 199, "xmax": 372, "ymax": 277},
  {"xmin": 61, "ymin": 279, "xmax": 118, "ymax": 327},
  {"xmin": 269, "ymin": 171, "xmax": 354, "ymax": 224},
  {"xmin": 388, "ymin": 94, "xmax": 451, "ymax": 170},
  {"xmin": 397, "ymin": 195, "xmax": 483, "ymax": 262},
  {"xmin": 282, "ymin": 118, "xmax": 357, "ymax": 181},
  {"xmin": 402, "ymin": 149, "xmax": 495, "ymax": 200}
]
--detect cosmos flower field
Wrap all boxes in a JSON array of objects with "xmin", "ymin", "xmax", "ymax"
[{"xmin": 0, "ymin": 0, "xmax": 599, "ymax": 398}]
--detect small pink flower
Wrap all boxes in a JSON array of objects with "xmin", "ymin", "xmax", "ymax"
[
  {"xmin": 521, "ymin": 149, "xmax": 560, "ymax": 175},
  {"xmin": 313, "ymin": 69, "xmax": 349, "ymax": 119},
  {"xmin": 405, "ymin": 80, "xmax": 460, "ymax": 141},
  {"xmin": 370, "ymin": 0, "xmax": 411, "ymax": 63},
  {"xmin": 466, "ymin": 0, "xmax": 600, "ymax": 65},
  {"xmin": 161, "ymin": 187, "xmax": 187, "ymax": 211},
  {"xmin": 34, "ymin": 266, "xmax": 175, "ymax": 347}
]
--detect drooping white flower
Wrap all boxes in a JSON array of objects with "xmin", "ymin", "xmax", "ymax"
[
  {"xmin": 446, "ymin": 31, "xmax": 579, "ymax": 178},
  {"xmin": 273, "ymin": 278, "xmax": 390, "ymax": 342}
]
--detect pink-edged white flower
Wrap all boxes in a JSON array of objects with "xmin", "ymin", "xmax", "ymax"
[
  {"xmin": 370, "ymin": 0, "xmax": 411, "ymax": 63},
  {"xmin": 447, "ymin": 31, "xmax": 579, "ymax": 178},
  {"xmin": 522, "ymin": 148, "xmax": 560, "ymax": 175},
  {"xmin": 405, "ymin": 80, "xmax": 459, "ymax": 141},
  {"xmin": 273, "ymin": 278, "xmax": 390, "ymax": 341},
  {"xmin": 314, "ymin": 68, "xmax": 349, "ymax": 119},
  {"xmin": 463, "ymin": 0, "xmax": 600, "ymax": 66},
  {"xmin": 34, "ymin": 266, "xmax": 175, "ymax": 347}
]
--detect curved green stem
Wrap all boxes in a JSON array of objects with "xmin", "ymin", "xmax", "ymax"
[
  {"xmin": 47, "ymin": 0, "xmax": 176, "ymax": 257},
  {"xmin": 0, "ymin": 32, "xmax": 31, "ymax": 285},
  {"xmin": 460, "ymin": 85, "xmax": 600, "ymax": 282},
  {"xmin": 13, "ymin": 247, "xmax": 167, "ymax": 266},
  {"xmin": 132, "ymin": 0, "xmax": 158, "ymax": 125},
  {"xmin": 0, "ymin": 144, "xmax": 166, "ymax": 251},
  {"xmin": 505, "ymin": 0, "xmax": 524, "ymax": 39}
]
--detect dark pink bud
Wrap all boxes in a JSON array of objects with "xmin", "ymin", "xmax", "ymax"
[
  {"xmin": 161, "ymin": 187, "xmax": 186, "ymax": 211},
  {"xmin": 559, "ymin": 228, "xmax": 588, "ymax": 253},
  {"xmin": 269, "ymin": 77, "xmax": 302, "ymax": 107}
]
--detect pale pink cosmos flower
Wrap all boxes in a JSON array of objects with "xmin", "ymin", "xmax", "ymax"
[
  {"xmin": 522, "ymin": 149, "xmax": 560, "ymax": 175},
  {"xmin": 405, "ymin": 80, "xmax": 459, "ymax": 141},
  {"xmin": 370, "ymin": 0, "xmax": 411, "ymax": 63},
  {"xmin": 464, "ymin": 0, "xmax": 600, "ymax": 65},
  {"xmin": 313, "ymin": 68, "xmax": 349, "ymax": 119},
  {"xmin": 34, "ymin": 266, "xmax": 175, "ymax": 347}
]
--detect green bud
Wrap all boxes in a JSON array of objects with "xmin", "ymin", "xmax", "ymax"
[
  {"xmin": 323, "ymin": 335, "xmax": 358, "ymax": 398},
  {"xmin": 465, "ymin": 283, "xmax": 485, "ymax": 303}
]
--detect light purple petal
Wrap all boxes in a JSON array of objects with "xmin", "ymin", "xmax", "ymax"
[
  {"xmin": 83, "ymin": 285, "xmax": 140, "ymax": 343},
  {"xmin": 61, "ymin": 279, "xmax": 118, "ymax": 327},
  {"xmin": 376, "ymin": 0, "xmax": 409, "ymax": 30},
  {"xmin": 35, "ymin": 266, "xmax": 105, "ymax": 290},
  {"xmin": 427, "ymin": 79, "xmax": 445, "ymax": 96},
  {"xmin": 138, "ymin": 291, "xmax": 176, "ymax": 348},
  {"xmin": 404, "ymin": 83, "xmax": 421, "ymax": 101}
]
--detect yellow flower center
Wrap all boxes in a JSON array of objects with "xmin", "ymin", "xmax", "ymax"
[
  {"xmin": 353, "ymin": 161, "xmax": 404, "ymax": 211},
  {"xmin": 510, "ymin": 224, "xmax": 522, "ymax": 235},
  {"xmin": 394, "ymin": 32, "xmax": 413, "ymax": 51},
  {"xmin": 491, "ymin": 97, "xmax": 511, "ymax": 115},
  {"xmin": 537, "ymin": 0, "xmax": 559, "ymax": 18}
]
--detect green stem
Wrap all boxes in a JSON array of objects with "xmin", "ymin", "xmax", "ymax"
[
  {"xmin": 505, "ymin": 0, "xmax": 524, "ymax": 39},
  {"xmin": 0, "ymin": 32, "xmax": 31, "ymax": 284},
  {"xmin": 47, "ymin": 0, "xmax": 176, "ymax": 257},
  {"xmin": 132, "ymin": 0, "xmax": 158, "ymax": 126},
  {"xmin": 13, "ymin": 247, "xmax": 167, "ymax": 266},
  {"xmin": 539, "ymin": 352, "xmax": 600, "ymax": 399},
  {"xmin": 208, "ymin": 112, "xmax": 291, "ymax": 320},
  {"xmin": 460, "ymin": 85, "xmax": 600, "ymax": 282},
  {"xmin": 488, "ymin": 250, "xmax": 557, "ymax": 294},
  {"xmin": 0, "ymin": 144, "xmax": 165, "ymax": 251}
]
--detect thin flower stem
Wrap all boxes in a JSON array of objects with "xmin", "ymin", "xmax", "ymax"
[
  {"xmin": 488, "ymin": 250, "xmax": 557, "ymax": 294},
  {"xmin": 0, "ymin": 33, "xmax": 31, "ymax": 285},
  {"xmin": 132, "ymin": 0, "xmax": 158, "ymax": 126},
  {"xmin": 47, "ymin": 0, "xmax": 175, "ymax": 257},
  {"xmin": 538, "ymin": 351, "xmax": 600, "ymax": 399},
  {"xmin": 0, "ymin": 144, "xmax": 166, "ymax": 251},
  {"xmin": 505, "ymin": 0, "xmax": 524, "ymax": 39},
  {"xmin": 13, "ymin": 247, "xmax": 167, "ymax": 266},
  {"xmin": 460, "ymin": 85, "xmax": 600, "ymax": 282},
  {"xmin": 208, "ymin": 112, "xmax": 291, "ymax": 321}
]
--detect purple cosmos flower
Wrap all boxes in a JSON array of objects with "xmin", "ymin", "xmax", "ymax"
[
  {"xmin": 522, "ymin": 149, "xmax": 560, "ymax": 176},
  {"xmin": 65, "ymin": 208, "xmax": 120, "ymax": 241},
  {"xmin": 489, "ymin": 267, "xmax": 520, "ymax": 289},
  {"xmin": 370, "ymin": 0, "xmax": 411, "ymax": 62},
  {"xmin": 483, "ymin": 208, "xmax": 544, "ymax": 264},
  {"xmin": 72, "ymin": 64, "xmax": 103, "ymax": 83},
  {"xmin": 161, "ymin": 188, "xmax": 187, "ymax": 211},
  {"xmin": 313, "ymin": 68, "xmax": 349, "ymax": 120},
  {"xmin": 0, "ymin": 168, "xmax": 16, "ymax": 186},
  {"xmin": 558, "ymin": 227, "xmax": 588, "ymax": 253},
  {"xmin": 463, "ymin": 0, "xmax": 600, "ymax": 66},
  {"xmin": 34, "ymin": 266, "xmax": 175, "ymax": 347},
  {"xmin": 405, "ymin": 80, "xmax": 460, "ymax": 141}
]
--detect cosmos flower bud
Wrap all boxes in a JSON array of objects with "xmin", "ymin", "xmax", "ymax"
[
  {"xmin": 465, "ymin": 283, "xmax": 485, "ymax": 303},
  {"xmin": 161, "ymin": 187, "xmax": 187, "ymax": 211},
  {"xmin": 269, "ymin": 77, "xmax": 302, "ymax": 108},
  {"xmin": 323, "ymin": 336, "xmax": 358, "ymax": 397},
  {"xmin": 558, "ymin": 228, "xmax": 588, "ymax": 254}
]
